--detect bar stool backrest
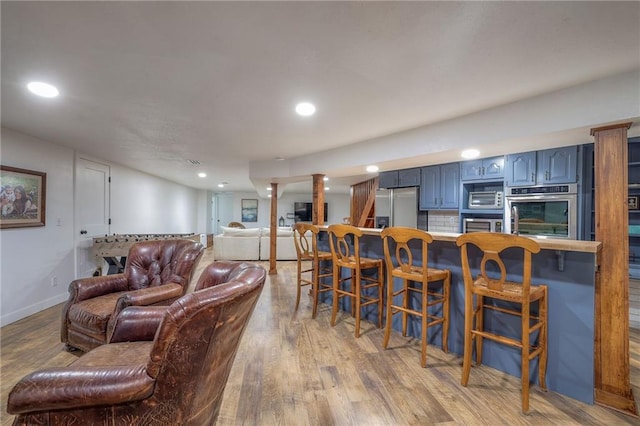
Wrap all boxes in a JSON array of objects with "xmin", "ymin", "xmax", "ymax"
[
  {"xmin": 456, "ymin": 232, "xmax": 540, "ymax": 296},
  {"xmin": 381, "ymin": 227, "xmax": 433, "ymax": 277},
  {"xmin": 293, "ymin": 223, "xmax": 320, "ymax": 260},
  {"xmin": 327, "ymin": 224, "xmax": 362, "ymax": 267}
]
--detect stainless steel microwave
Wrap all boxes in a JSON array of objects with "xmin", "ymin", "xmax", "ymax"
[
  {"xmin": 463, "ymin": 218, "xmax": 503, "ymax": 233},
  {"xmin": 468, "ymin": 191, "xmax": 503, "ymax": 209}
]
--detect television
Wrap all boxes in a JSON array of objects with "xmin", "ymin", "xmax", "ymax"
[{"xmin": 294, "ymin": 202, "xmax": 328, "ymax": 222}]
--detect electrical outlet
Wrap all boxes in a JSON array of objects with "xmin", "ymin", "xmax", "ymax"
[{"xmin": 51, "ymin": 276, "xmax": 58, "ymax": 287}]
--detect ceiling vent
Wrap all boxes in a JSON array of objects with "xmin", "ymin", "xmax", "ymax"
[{"xmin": 186, "ymin": 159, "xmax": 201, "ymax": 166}]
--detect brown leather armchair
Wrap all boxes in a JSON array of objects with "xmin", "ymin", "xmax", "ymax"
[
  {"xmin": 61, "ymin": 239, "xmax": 204, "ymax": 352},
  {"xmin": 8, "ymin": 261, "xmax": 266, "ymax": 426}
]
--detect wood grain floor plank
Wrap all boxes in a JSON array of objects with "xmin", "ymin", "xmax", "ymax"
[{"xmin": 2, "ymin": 252, "xmax": 640, "ymax": 425}]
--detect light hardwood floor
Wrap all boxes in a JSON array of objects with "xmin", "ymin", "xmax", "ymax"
[{"xmin": 2, "ymin": 248, "xmax": 640, "ymax": 425}]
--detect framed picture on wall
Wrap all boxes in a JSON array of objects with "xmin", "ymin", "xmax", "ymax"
[
  {"xmin": 241, "ymin": 199, "xmax": 258, "ymax": 222},
  {"xmin": 0, "ymin": 165, "xmax": 47, "ymax": 229}
]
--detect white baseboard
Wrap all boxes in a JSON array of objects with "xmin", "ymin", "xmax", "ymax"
[{"xmin": 1, "ymin": 293, "xmax": 68, "ymax": 327}]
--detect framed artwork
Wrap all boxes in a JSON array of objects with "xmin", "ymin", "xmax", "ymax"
[
  {"xmin": 629, "ymin": 196, "xmax": 639, "ymax": 210},
  {"xmin": 241, "ymin": 199, "xmax": 258, "ymax": 222},
  {"xmin": 0, "ymin": 166, "xmax": 47, "ymax": 229}
]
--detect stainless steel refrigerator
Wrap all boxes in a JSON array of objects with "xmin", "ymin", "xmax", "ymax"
[{"xmin": 375, "ymin": 187, "xmax": 418, "ymax": 228}]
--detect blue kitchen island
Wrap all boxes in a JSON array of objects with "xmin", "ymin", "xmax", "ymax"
[{"xmin": 317, "ymin": 227, "xmax": 601, "ymax": 405}]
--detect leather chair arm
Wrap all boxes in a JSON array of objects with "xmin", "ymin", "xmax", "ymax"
[
  {"xmin": 108, "ymin": 306, "xmax": 167, "ymax": 343},
  {"xmin": 68, "ymin": 274, "xmax": 129, "ymax": 303},
  {"xmin": 7, "ymin": 365, "xmax": 154, "ymax": 414},
  {"xmin": 118, "ymin": 283, "xmax": 183, "ymax": 307}
]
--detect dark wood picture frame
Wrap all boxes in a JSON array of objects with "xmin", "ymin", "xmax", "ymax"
[
  {"xmin": 0, "ymin": 166, "xmax": 46, "ymax": 229},
  {"xmin": 241, "ymin": 198, "xmax": 258, "ymax": 222}
]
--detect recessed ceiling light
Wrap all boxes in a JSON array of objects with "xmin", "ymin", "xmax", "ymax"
[
  {"xmin": 266, "ymin": 187, "xmax": 272, "ymax": 191},
  {"xmin": 268, "ymin": 194, "xmax": 272, "ymax": 198},
  {"xmin": 275, "ymin": 157, "xmax": 286, "ymax": 161},
  {"xmin": 217, "ymin": 183, "xmax": 225, "ymax": 188},
  {"xmin": 27, "ymin": 81, "xmax": 59, "ymax": 98},
  {"xmin": 323, "ymin": 176, "xmax": 329, "ymax": 181},
  {"xmin": 461, "ymin": 149, "xmax": 480, "ymax": 159},
  {"xmin": 198, "ymin": 172, "xmax": 207, "ymax": 178},
  {"xmin": 295, "ymin": 102, "xmax": 316, "ymax": 116},
  {"xmin": 366, "ymin": 165, "xmax": 379, "ymax": 173},
  {"xmin": 325, "ymin": 187, "xmax": 330, "ymax": 191}
]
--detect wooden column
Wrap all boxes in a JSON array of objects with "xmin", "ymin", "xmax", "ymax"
[
  {"xmin": 312, "ymin": 174, "xmax": 325, "ymax": 225},
  {"xmin": 591, "ymin": 122, "xmax": 637, "ymax": 416},
  {"xmin": 269, "ymin": 183, "xmax": 278, "ymax": 275}
]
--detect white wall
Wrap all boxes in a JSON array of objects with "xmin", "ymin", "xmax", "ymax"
[
  {"xmin": 1, "ymin": 127, "xmax": 202, "ymax": 325},
  {"xmin": 216, "ymin": 191, "xmax": 350, "ymax": 231}
]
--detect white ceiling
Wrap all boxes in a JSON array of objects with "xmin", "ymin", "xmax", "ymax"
[{"xmin": 2, "ymin": 2, "xmax": 639, "ymax": 196}]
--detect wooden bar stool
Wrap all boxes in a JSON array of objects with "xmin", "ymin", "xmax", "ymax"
[
  {"xmin": 381, "ymin": 227, "xmax": 450, "ymax": 367},
  {"xmin": 456, "ymin": 232, "xmax": 548, "ymax": 413},
  {"xmin": 328, "ymin": 224, "xmax": 384, "ymax": 338},
  {"xmin": 292, "ymin": 223, "xmax": 333, "ymax": 318}
]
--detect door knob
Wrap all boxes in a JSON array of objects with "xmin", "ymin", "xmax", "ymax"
[{"xmin": 80, "ymin": 230, "xmax": 88, "ymax": 235}]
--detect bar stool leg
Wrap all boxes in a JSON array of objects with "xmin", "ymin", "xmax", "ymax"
[
  {"xmin": 354, "ymin": 269, "xmax": 362, "ymax": 338},
  {"xmin": 377, "ymin": 262, "xmax": 383, "ymax": 329},
  {"xmin": 539, "ymin": 288, "xmax": 548, "ymax": 390},
  {"xmin": 461, "ymin": 289, "xmax": 474, "ymax": 387},
  {"xmin": 475, "ymin": 295, "xmax": 484, "ymax": 365},
  {"xmin": 521, "ymin": 298, "xmax": 531, "ymax": 413},
  {"xmin": 383, "ymin": 272, "xmax": 394, "ymax": 349},
  {"xmin": 421, "ymin": 277, "xmax": 428, "ymax": 368},
  {"xmin": 331, "ymin": 266, "xmax": 340, "ymax": 327},
  {"xmin": 295, "ymin": 258, "xmax": 303, "ymax": 311},
  {"xmin": 311, "ymin": 261, "xmax": 319, "ymax": 319},
  {"xmin": 442, "ymin": 272, "xmax": 450, "ymax": 353}
]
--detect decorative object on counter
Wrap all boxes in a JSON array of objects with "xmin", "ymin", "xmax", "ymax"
[
  {"xmin": 327, "ymin": 224, "xmax": 383, "ymax": 338},
  {"xmin": 381, "ymin": 227, "xmax": 451, "ymax": 368},
  {"xmin": 0, "ymin": 165, "xmax": 46, "ymax": 229},
  {"xmin": 456, "ymin": 232, "xmax": 548, "ymax": 413},
  {"xmin": 279, "ymin": 216, "xmax": 285, "ymax": 226},
  {"xmin": 292, "ymin": 223, "xmax": 333, "ymax": 318},
  {"xmin": 241, "ymin": 198, "xmax": 258, "ymax": 222}
]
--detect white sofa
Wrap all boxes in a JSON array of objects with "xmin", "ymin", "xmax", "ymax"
[{"xmin": 213, "ymin": 226, "xmax": 297, "ymax": 261}]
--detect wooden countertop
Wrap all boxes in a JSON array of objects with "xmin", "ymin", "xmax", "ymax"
[{"xmin": 317, "ymin": 226, "xmax": 602, "ymax": 253}]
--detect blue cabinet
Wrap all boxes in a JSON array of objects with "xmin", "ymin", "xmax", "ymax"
[
  {"xmin": 461, "ymin": 156, "xmax": 504, "ymax": 181},
  {"xmin": 378, "ymin": 167, "xmax": 421, "ymax": 188},
  {"xmin": 505, "ymin": 146, "xmax": 578, "ymax": 186},
  {"xmin": 420, "ymin": 163, "xmax": 459, "ymax": 210},
  {"xmin": 505, "ymin": 151, "xmax": 537, "ymax": 186},
  {"xmin": 538, "ymin": 146, "xmax": 578, "ymax": 184}
]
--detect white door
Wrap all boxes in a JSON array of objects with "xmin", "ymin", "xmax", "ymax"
[
  {"xmin": 214, "ymin": 193, "xmax": 234, "ymax": 234},
  {"xmin": 75, "ymin": 158, "xmax": 110, "ymax": 278}
]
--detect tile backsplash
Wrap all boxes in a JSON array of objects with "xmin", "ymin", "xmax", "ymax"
[{"xmin": 427, "ymin": 211, "xmax": 459, "ymax": 232}]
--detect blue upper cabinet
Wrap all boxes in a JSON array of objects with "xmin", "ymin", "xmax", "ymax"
[
  {"xmin": 537, "ymin": 146, "xmax": 578, "ymax": 184},
  {"xmin": 505, "ymin": 146, "xmax": 578, "ymax": 186},
  {"xmin": 460, "ymin": 156, "xmax": 504, "ymax": 181},
  {"xmin": 419, "ymin": 163, "xmax": 459, "ymax": 210},
  {"xmin": 378, "ymin": 171, "xmax": 399, "ymax": 188},
  {"xmin": 505, "ymin": 151, "xmax": 537, "ymax": 186},
  {"xmin": 378, "ymin": 168, "xmax": 421, "ymax": 188}
]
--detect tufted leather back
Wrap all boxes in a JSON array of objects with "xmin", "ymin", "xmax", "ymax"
[
  {"xmin": 147, "ymin": 262, "xmax": 266, "ymax": 424},
  {"xmin": 125, "ymin": 239, "xmax": 204, "ymax": 292},
  {"xmin": 193, "ymin": 260, "xmax": 258, "ymax": 291}
]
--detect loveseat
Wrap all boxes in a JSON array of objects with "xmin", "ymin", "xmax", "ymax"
[{"xmin": 213, "ymin": 226, "xmax": 297, "ymax": 261}]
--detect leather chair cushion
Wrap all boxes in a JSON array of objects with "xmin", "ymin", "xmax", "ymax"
[
  {"xmin": 73, "ymin": 341, "xmax": 153, "ymax": 368},
  {"xmin": 67, "ymin": 291, "xmax": 128, "ymax": 334}
]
